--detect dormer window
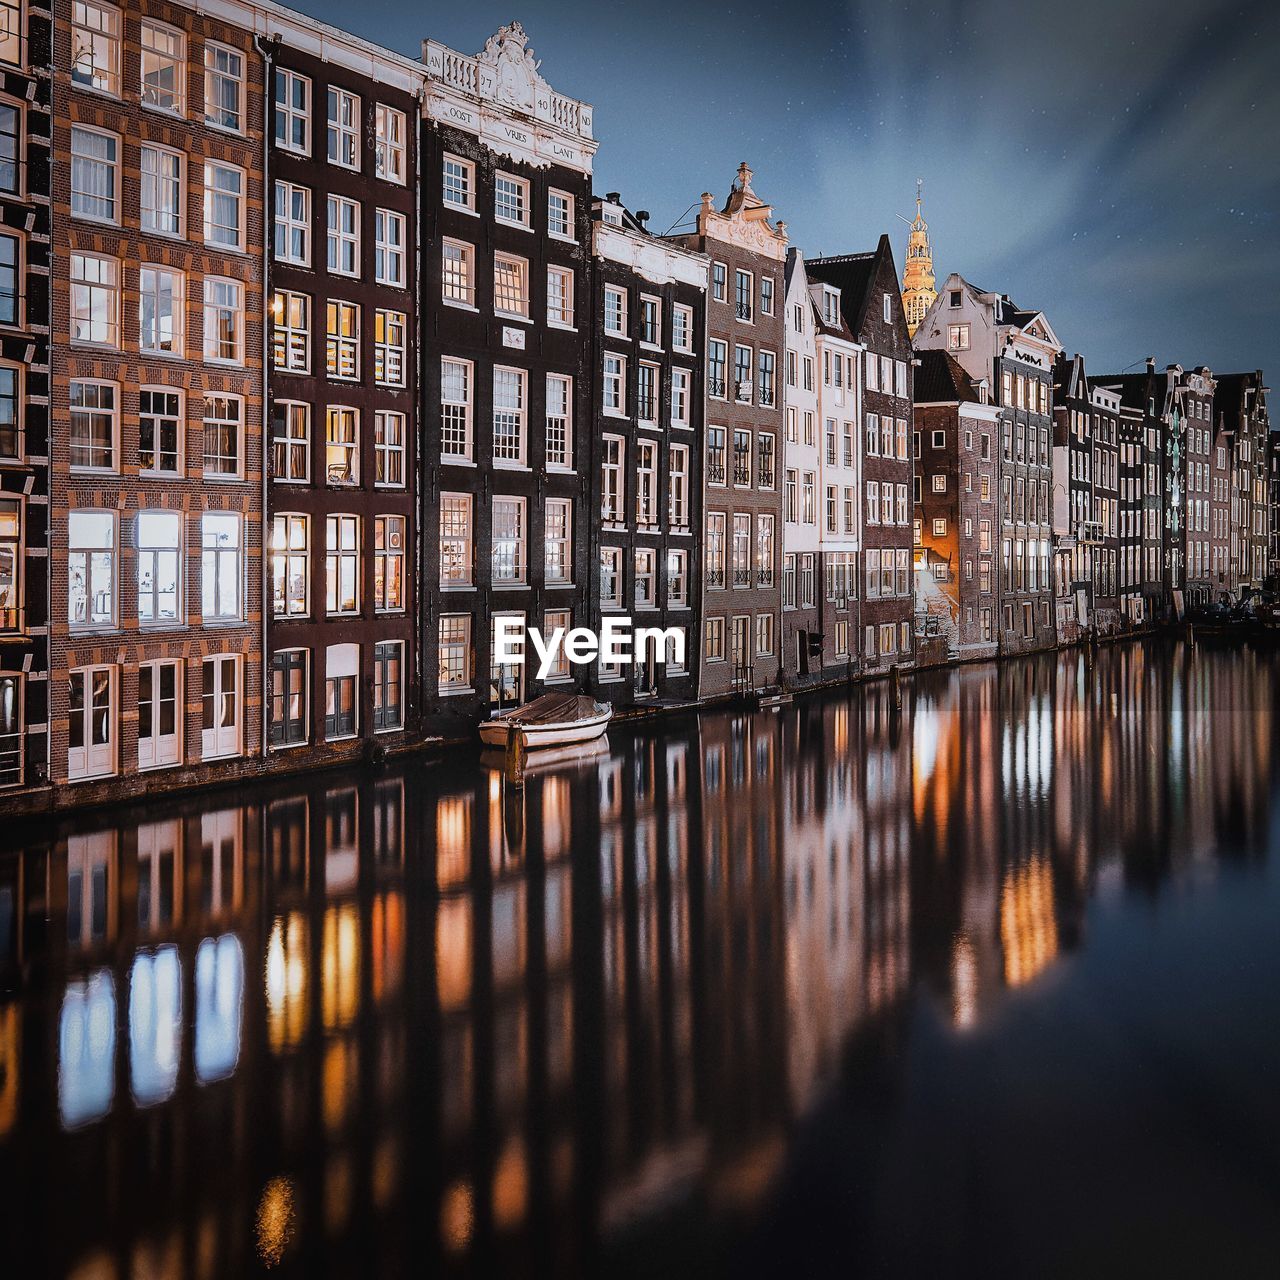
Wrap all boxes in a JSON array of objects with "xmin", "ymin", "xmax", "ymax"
[
  {"xmin": 822, "ymin": 288, "xmax": 840, "ymax": 327},
  {"xmin": 602, "ymin": 204, "xmax": 622, "ymax": 227},
  {"xmin": 949, "ymin": 290, "xmax": 961, "ymax": 307}
]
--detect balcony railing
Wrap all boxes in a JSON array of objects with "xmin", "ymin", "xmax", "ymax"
[
  {"xmin": 636, "ymin": 395, "xmax": 656, "ymax": 422},
  {"xmin": 736, "ymin": 301, "xmax": 753, "ymax": 321},
  {"xmin": 707, "ymin": 458, "xmax": 726, "ymax": 485},
  {"xmin": 705, "ymin": 568, "xmax": 725, "ymax": 588},
  {"xmin": 733, "ymin": 460, "xmax": 751, "ymax": 486},
  {"xmin": 756, "ymin": 568, "xmax": 774, "ymax": 587},
  {"xmin": 759, "ymin": 387, "xmax": 775, "ymax": 407},
  {"xmin": 732, "ymin": 567, "xmax": 752, "ymax": 587},
  {"xmin": 708, "ymin": 378, "xmax": 727, "ymax": 398}
]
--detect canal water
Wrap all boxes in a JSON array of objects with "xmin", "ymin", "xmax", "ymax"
[{"xmin": 1, "ymin": 639, "xmax": 1278, "ymax": 1278}]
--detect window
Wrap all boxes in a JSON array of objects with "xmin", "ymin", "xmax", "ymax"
[
  {"xmin": 601, "ymin": 436, "xmax": 624, "ymax": 523},
  {"xmin": 882, "ymin": 293, "xmax": 892, "ymax": 323},
  {"xmin": 140, "ymin": 21, "xmax": 184, "ymax": 113},
  {"xmin": 632, "ymin": 549, "xmax": 656, "ymax": 610},
  {"xmin": 135, "ymin": 511, "xmax": 182, "ymax": 625},
  {"xmin": 203, "ymin": 278, "xmax": 243, "ymax": 363},
  {"xmin": 374, "ymin": 105, "xmax": 406, "ymax": 183},
  {"xmin": 71, "ymin": 2, "xmax": 121, "ymax": 96},
  {"xmin": 755, "ymin": 612, "xmax": 774, "ymax": 657},
  {"xmin": 735, "ymin": 269, "xmax": 753, "ymax": 321},
  {"xmin": 372, "ymin": 642, "xmax": 403, "ymax": 731},
  {"xmin": 547, "ymin": 265, "xmax": 574, "ymax": 326},
  {"xmin": 67, "ymin": 665, "xmax": 116, "ymax": 780},
  {"xmin": 374, "ymin": 516, "xmax": 405, "ymax": 612},
  {"xmin": 546, "ymin": 373, "xmax": 572, "ymax": 467},
  {"xmin": 932, "ymin": 474, "xmax": 946, "ymax": 493},
  {"xmin": 70, "ymin": 253, "xmax": 119, "ymax": 348},
  {"xmin": 442, "ymin": 239, "xmax": 474, "ymax": 307},
  {"xmin": 669, "ymin": 445, "xmax": 689, "ymax": 529},
  {"xmin": 440, "ymin": 494, "xmax": 473, "ymax": 587},
  {"xmin": 672, "ymin": 304, "xmax": 693, "ymax": 354},
  {"xmin": 326, "ymin": 301, "xmax": 359, "ymax": 380},
  {"xmin": 68, "ymin": 511, "xmax": 115, "ymax": 627},
  {"xmin": 495, "ymin": 172, "xmax": 529, "ymax": 226},
  {"xmin": 708, "ymin": 339, "xmax": 727, "ymax": 397},
  {"xmin": 441, "ymin": 358, "xmax": 472, "ymax": 461},
  {"xmin": 0, "ymin": 117, "xmax": 19, "ymax": 188},
  {"xmin": 758, "ymin": 350, "xmax": 776, "ymax": 406},
  {"xmin": 139, "ymin": 388, "xmax": 181, "ymax": 475},
  {"xmin": 637, "ymin": 363, "xmax": 658, "ymax": 424},
  {"xmin": 704, "ymin": 617, "xmax": 725, "ymax": 661},
  {"xmin": 271, "ymin": 290, "xmax": 310, "ymax": 373},
  {"xmin": 272, "ymin": 401, "xmax": 310, "ymax": 482},
  {"xmin": 327, "ymin": 195, "xmax": 360, "ymax": 276},
  {"xmin": 735, "ymin": 345, "xmax": 753, "ymax": 401},
  {"xmin": 326, "ymin": 514, "xmax": 360, "ymax": 614},
  {"xmin": 442, "ymin": 154, "xmax": 474, "ymax": 210},
  {"xmin": 604, "ymin": 286, "xmax": 627, "ymax": 336},
  {"xmin": 602, "ymin": 353, "xmax": 627, "ymax": 415},
  {"xmin": 0, "ymin": 364, "xmax": 15, "ymax": 458},
  {"xmin": 69, "ymin": 380, "xmax": 116, "ymax": 469},
  {"xmin": 275, "ymin": 69, "xmax": 310, "ymax": 153},
  {"xmin": 272, "ymin": 181, "xmax": 311, "ymax": 264},
  {"xmin": 706, "ymin": 426, "xmax": 726, "ymax": 485},
  {"xmin": 140, "ymin": 144, "xmax": 182, "ymax": 236},
  {"xmin": 545, "ymin": 499, "xmax": 572, "ymax": 585},
  {"xmin": 757, "ymin": 433, "xmax": 776, "ymax": 488},
  {"xmin": 636, "ymin": 440, "xmax": 657, "ymax": 527},
  {"xmin": 202, "ymin": 395, "xmax": 241, "ymax": 477},
  {"xmin": 138, "ymin": 267, "xmax": 183, "ymax": 354},
  {"xmin": 202, "ymin": 655, "xmax": 241, "ymax": 758},
  {"xmin": 269, "ymin": 650, "xmax": 308, "ymax": 747},
  {"xmin": 492, "ymin": 497, "xmax": 526, "ymax": 584},
  {"xmin": 374, "ymin": 210, "xmax": 407, "ymax": 287},
  {"xmin": 375, "ymin": 310, "xmax": 406, "ymax": 387},
  {"xmin": 438, "ymin": 616, "xmax": 472, "ymax": 693},
  {"xmin": 493, "ymin": 367, "xmax": 527, "ymax": 465},
  {"xmin": 639, "ymin": 295, "xmax": 661, "ymax": 346},
  {"xmin": 760, "ymin": 276, "xmax": 774, "ymax": 315},
  {"xmin": 373, "ymin": 410, "xmax": 405, "ymax": 488},
  {"xmin": 324, "ymin": 405, "xmax": 359, "ymax": 486},
  {"xmin": 271, "ymin": 513, "xmax": 309, "ymax": 617},
  {"xmin": 204, "ymin": 162, "xmax": 244, "ymax": 250},
  {"xmin": 205, "ymin": 43, "xmax": 244, "ymax": 132},
  {"xmin": 71, "ymin": 128, "xmax": 118, "ymax": 221},
  {"xmin": 802, "ymin": 472, "xmax": 815, "ymax": 523},
  {"xmin": 669, "ymin": 367, "xmax": 692, "ymax": 428},
  {"xmin": 548, "ymin": 189, "xmax": 573, "ymax": 238},
  {"xmin": 733, "ymin": 430, "xmax": 751, "ymax": 486},
  {"xmin": 201, "ymin": 513, "xmax": 241, "ymax": 620},
  {"xmin": 756, "ymin": 514, "xmax": 775, "ymax": 586},
  {"xmin": 600, "ymin": 547, "xmax": 622, "ymax": 608},
  {"xmin": 705, "ymin": 513, "xmax": 726, "ymax": 587},
  {"xmin": 494, "ymin": 253, "xmax": 529, "ymax": 317},
  {"xmin": 668, "ymin": 549, "xmax": 688, "ymax": 608},
  {"xmin": 138, "ymin": 660, "xmax": 182, "ymax": 768},
  {"xmin": 327, "ymin": 87, "xmax": 360, "ymax": 169},
  {"xmin": 732, "ymin": 514, "xmax": 751, "ymax": 586}
]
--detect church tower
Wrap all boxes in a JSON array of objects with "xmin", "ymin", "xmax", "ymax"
[{"xmin": 901, "ymin": 179, "xmax": 936, "ymax": 338}]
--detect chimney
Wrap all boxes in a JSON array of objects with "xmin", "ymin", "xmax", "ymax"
[
  {"xmin": 606, "ymin": 191, "xmax": 620, "ymax": 203},
  {"xmin": 1146, "ymin": 356, "xmax": 1156, "ymax": 373},
  {"xmin": 636, "ymin": 210, "xmax": 650, "ymax": 229}
]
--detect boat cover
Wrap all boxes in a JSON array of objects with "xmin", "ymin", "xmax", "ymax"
[{"xmin": 501, "ymin": 693, "xmax": 603, "ymax": 725}]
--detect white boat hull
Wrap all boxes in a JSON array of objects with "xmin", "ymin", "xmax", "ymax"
[{"xmin": 478, "ymin": 707, "xmax": 612, "ymax": 749}]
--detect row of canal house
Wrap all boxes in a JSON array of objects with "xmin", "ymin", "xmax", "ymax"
[{"xmin": 3, "ymin": 1, "xmax": 1275, "ymax": 814}]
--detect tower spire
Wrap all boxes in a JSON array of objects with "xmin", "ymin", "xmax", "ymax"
[{"xmin": 901, "ymin": 179, "xmax": 937, "ymax": 339}]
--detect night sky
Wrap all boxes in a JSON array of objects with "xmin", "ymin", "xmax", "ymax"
[{"xmin": 301, "ymin": 0, "xmax": 1278, "ymax": 378}]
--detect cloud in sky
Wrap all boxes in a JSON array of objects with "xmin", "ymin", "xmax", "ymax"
[{"xmin": 302, "ymin": 0, "xmax": 1278, "ymax": 374}]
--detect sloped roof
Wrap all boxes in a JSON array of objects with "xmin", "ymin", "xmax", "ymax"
[
  {"xmin": 805, "ymin": 235, "xmax": 895, "ymax": 337},
  {"xmin": 915, "ymin": 349, "xmax": 983, "ymax": 404},
  {"xmin": 1088, "ymin": 371, "xmax": 1151, "ymax": 412}
]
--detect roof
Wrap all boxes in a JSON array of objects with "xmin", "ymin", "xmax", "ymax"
[
  {"xmin": 805, "ymin": 235, "xmax": 896, "ymax": 337},
  {"xmin": 1087, "ymin": 371, "xmax": 1153, "ymax": 412},
  {"xmin": 915, "ymin": 349, "xmax": 983, "ymax": 404}
]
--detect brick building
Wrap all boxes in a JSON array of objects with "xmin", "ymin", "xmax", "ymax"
[
  {"xmin": 418, "ymin": 23, "xmax": 596, "ymax": 732},
  {"xmin": 915, "ymin": 274, "xmax": 1062, "ymax": 654},
  {"xmin": 262, "ymin": 19, "xmax": 423, "ymax": 766},
  {"xmin": 674, "ymin": 162, "xmax": 787, "ymax": 698},
  {"xmin": 49, "ymin": 0, "xmax": 266, "ymax": 809},
  {"xmin": 0, "ymin": 0, "xmax": 52, "ymax": 805},
  {"xmin": 912, "ymin": 348, "xmax": 1000, "ymax": 660},
  {"xmin": 589, "ymin": 194, "xmax": 707, "ymax": 705},
  {"xmin": 809, "ymin": 236, "xmax": 915, "ymax": 673},
  {"xmin": 1213, "ymin": 370, "xmax": 1269, "ymax": 594}
]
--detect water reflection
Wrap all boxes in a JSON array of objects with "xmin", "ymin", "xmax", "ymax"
[{"xmin": 1, "ymin": 640, "xmax": 1277, "ymax": 1277}]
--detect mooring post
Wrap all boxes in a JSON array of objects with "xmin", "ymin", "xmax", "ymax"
[
  {"xmin": 890, "ymin": 663, "xmax": 902, "ymax": 712},
  {"xmin": 505, "ymin": 726, "xmax": 527, "ymax": 787}
]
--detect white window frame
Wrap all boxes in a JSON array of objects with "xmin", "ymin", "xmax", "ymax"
[
  {"xmin": 201, "ymin": 654, "xmax": 242, "ymax": 760},
  {"xmin": 204, "ymin": 160, "xmax": 245, "ymax": 252},
  {"xmin": 271, "ymin": 400, "xmax": 310, "ymax": 484},
  {"xmin": 271, "ymin": 290, "xmax": 310, "ymax": 374},
  {"xmin": 547, "ymin": 188, "xmax": 574, "ymax": 240},
  {"xmin": 494, "ymin": 171, "xmax": 530, "ymax": 228},
  {"xmin": 442, "ymin": 153, "xmax": 475, "ymax": 211},
  {"xmin": 137, "ymin": 659, "xmax": 182, "ymax": 769},
  {"xmin": 203, "ymin": 277, "xmax": 244, "ymax": 365},
  {"xmin": 274, "ymin": 68, "xmax": 311, "ymax": 155},
  {"xmin": 201, "ymin": 511, "xmax": 243, "ymax": 621},
  {"xmin": 374, "ymin": 104, "xmax": 406, "ymax": 184},
  {"xmin": 135, "ymin": 509, "xmax": 183, "ymax": 626},
  {"xmin": 441, "ymin": 357, "xmax": 473, "ymax": 462},
  {"xmin": 492, "ymin": 366, "xmax": 527, "ymax": 466},
  {"xmin": 67, "ymin": 664, "xmax": 117, "ymax": 781},
  {"xmin": 327, "ymin": 194, "xmax": 360, "ymax": 277},
  {"xmin": 139, "ymin": 19, "xmax": 185, "ymax": 116},
  {"xmin": 327, "ymin": 86, "xmax": 361, "ymax": 171},
  {"xmin": 439, "ymin": 493, "xmax": 473, "ymax": 589},
  {"xmin": 491, "ymin": 495, "xmax": 527, "ymax": 585},
  {"xmin": 139, "ymin": 143, "xmax": 182, "ymax": 237},
  {"xmin": 442, "ymin": 238, "xmax": 475, "ymax": 308},
  {"xmin": 375, "ymin": 209, "xmax": 407, "ymax": 287},
  {"xmin": 375, "ymin": 410, "xmax": 406, "ymax": 488},
  {"xmin": 204, "ymin": 42, "xmax": 245, "ymax": 134},
  {"xmin": 325, "ymin": 513, "xmax": 361, "ymax": 615},
  {"xmin": 494, "ymin": 252, "xmax": 529, "ymax": 319},
  {"xmin": 545, "ymin": 373, "xmax": 573, "ymax": 469},
  {"xmin": 70, "ymin": 126, "xmax": 119, "ymax": 223}
]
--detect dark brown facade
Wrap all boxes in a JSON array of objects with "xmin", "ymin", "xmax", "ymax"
[
  {"xmin": 49, "ymin": 0, "xmax": 267, "ymax": 810},
  {"xmin": 418, "ymin": 27, "xmax": 596, "ymax": 733},
  {"xmin": 263, "ymin": 37, "xmax": 422, "ymax": 765},
  {"xmin": 913, "ymin": 350, "xmax": 1000, "ymax": 659},
  {"xmin": 589, "ymin": 197, "xmax": 707, "ymax": 705},
  {"xmin": 675, "ymin": 163, "xmax": 787, "ymax": 698},
  {"xmin": 0, "ymin": 0, "xmax": 52, "ymax": 803}
]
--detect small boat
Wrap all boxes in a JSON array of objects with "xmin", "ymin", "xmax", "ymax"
[{"xmin": 478, "ymin": 692, "xmax": 613, "ymax": 749}]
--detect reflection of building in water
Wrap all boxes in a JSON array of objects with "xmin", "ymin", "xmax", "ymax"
[{"xmin": 1, "ymin": 646, "xmax": 1277, "ymax": 1275}]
